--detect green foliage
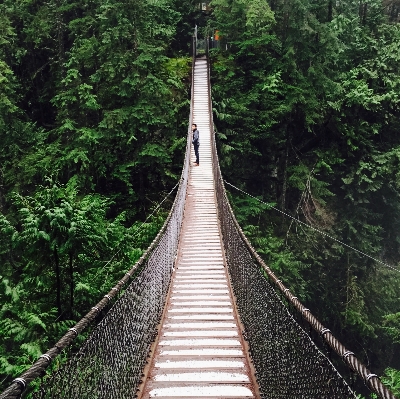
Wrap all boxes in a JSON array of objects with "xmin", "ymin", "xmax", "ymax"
[
  {"xmin": 0, "ymin": 0, "xmax": 194, "ymax": 391},
  {"xmin": 358, "ymin": 367, "xmax": 400, "ymax": 399},
  {"xmin": 383, "ymin": 313, "xmax": 400, "ymax": 344},
  {"xmin": 211, "ymin": 0, "xmax": 400, "ymax": 379},
  {"xmin": 381, "ymin": 368, "xmax": 400, "ymax": 396},
  {"xmin": 0, "ymin": 177, "xmax": 171, "ymax": 388}
]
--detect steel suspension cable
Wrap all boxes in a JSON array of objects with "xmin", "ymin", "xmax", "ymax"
[
  {"xmin": 224, "ymin": 179, "xmax": 400, "ymax": 274},
  {"xmin": 207, "ymin": 58, "xmax": 397, "ymax": 398}
]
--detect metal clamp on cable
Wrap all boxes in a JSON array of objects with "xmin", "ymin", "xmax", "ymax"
[
  {"xmin": 39, "ymin": 354, "xmax": 52, "ymax": 362},
  {"xmin": 302, "ymin": 308, "xmax": 310, "ymax": 314},
  {"xmin": 92, "ymin": 306, "xmax": 100, "ymax": 313},
  {"xmin": 283, "ymin": 288, "xmax": 290, "ymax": 293},
  {"xmin": 366, "ymin": 373, "xmax": 378, "ymax": 382},
  {"xmin": 13, "ymin": 378, "xmax": 27, "ymax": 389},
  {"xmin": 69, "ymin": 328, "xmax": 78, "ymax": 336},
  {"xmin": 104, "ymin": 294, "xmax": 112, "ymax": 301},
  {"xmin": 320, "ymin": 328, "xmax": 331, "ymax": 336},
  {"xmin": 112, "ymin": 287, "xmax": 118, "ymax": 291},
  {"xmin": 342, "ymin": 350, "xmax": 354, "ymax": 360},
  {"xmin": 291, "ymin": 296, "xmax": 298, "ymax": 300}
]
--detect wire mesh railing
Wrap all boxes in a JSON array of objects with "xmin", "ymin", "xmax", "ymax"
[
  {"xmin": 31, "ymin": 213, "xmax": 180, "ymax": 399},
  {"xmin": 207, "ymin": 55, "xmax": 397, "ymax": 399},
  {"xmin": 2, "ymin": 44, "xmax": 396, "ymax": 399},
  {"xmin": 0, "ymin": 38, "xmax": 197, "ymax": 399}
]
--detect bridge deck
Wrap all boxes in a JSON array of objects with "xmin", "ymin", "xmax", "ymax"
[{"xmin": 139, "ymin": 59, "xmax": 258, "ymax": 398}]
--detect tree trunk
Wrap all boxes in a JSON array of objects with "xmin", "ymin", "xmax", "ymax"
[
  {"xmin": 55, "ymin": 0, "xmax": 65, "ymax": 81},
  {"xmin": 69, "ymin": 252, "xmax": 74, "ymax": 317},
  {"xmin": 283, "ymin": 1, "xmax": 290, "ymax": 41},
  {"xmin": 359, "ymin": 2, "xmax": 368, "ymax": 25},
  {"xmin": 280, "ymin": 128, "xmax": 290, "ymax": 230},
  {"xmin": 54, "ymin": 246, "xmax": 62, "ymax": 317},
  {"xmin": 327, "ymin": 0, "xmax": 333, "ymax": 22}
]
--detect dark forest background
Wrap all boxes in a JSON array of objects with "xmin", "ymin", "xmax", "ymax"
[
  {"xmin": 210, "ymin": 0, "xmax": 400, "ymax": 395},
  {"xmin": 2, "ymin": 0, "xmax": 400, "ymax": 396},
  {"xmin": 0, "ymin": 0, "xmax": 195, "ymax": 390}
]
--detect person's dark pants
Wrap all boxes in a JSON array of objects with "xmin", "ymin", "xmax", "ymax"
[{"xmin": 193, "ymin": 143, "xmax": 199, "ymax": 164}]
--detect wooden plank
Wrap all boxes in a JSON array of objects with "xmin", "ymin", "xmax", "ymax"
[{"xmin": 138, "ymin": 59, "xmax": 258, "ymax": 399}]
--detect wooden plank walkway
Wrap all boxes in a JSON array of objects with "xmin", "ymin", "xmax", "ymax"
[{"xmin": 139, "ymin": 59, "xmax": 258, "ymax": 398}]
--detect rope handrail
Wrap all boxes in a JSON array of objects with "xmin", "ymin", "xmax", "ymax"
[
  {"xmin": 207, "ymin": 56, "xmax": 397, "ymax": 399},
  {"xmin": 0, "ymin": 36, "xmax": 197, "ymax": 399}
]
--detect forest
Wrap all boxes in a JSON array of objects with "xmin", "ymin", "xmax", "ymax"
[{"xmin": 1, "ymin": 0, "xmax": 400, "ymax": 396}]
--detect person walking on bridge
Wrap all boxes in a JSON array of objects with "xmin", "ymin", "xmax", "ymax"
[{"xmin": 192, "ymin": 123, "xmax": 200, "ymax": 166}]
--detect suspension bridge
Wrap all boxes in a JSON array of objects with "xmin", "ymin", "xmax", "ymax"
[{"xmin": 0, "ymin": 48, "xmax": 397, "ymax": 399}]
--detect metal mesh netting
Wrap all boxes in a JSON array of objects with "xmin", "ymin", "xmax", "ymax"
[
  {"xmin": 32, "ymin": 176, "xmax": 188, "ymax": 398},
  {"xmin": 206, "ymin": 68, "xmax": 355, "ymax": 398},
  {"xmin": 215, "ymin": 195, "xmax": 355, "ymax": 398},
  {"xmin": 215, "ymin": 180, "xmax": 355, "ymax": 398},
  {"xmin": 23, "ymin": 87, "xmax": 194, "ymax": 399},
  {"xmin": 33, "ymin": 218, "xmax": 181, "ymax": 399}
]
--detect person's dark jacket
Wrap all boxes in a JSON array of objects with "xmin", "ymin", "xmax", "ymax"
[{"xmin": 192, "ymin": 129, "xmax": 199, "ymax": 145}]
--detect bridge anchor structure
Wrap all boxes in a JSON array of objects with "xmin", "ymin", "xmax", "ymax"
[{"xmin": 0, "ymin": 48, "xmax": 397, "ymax": 399}]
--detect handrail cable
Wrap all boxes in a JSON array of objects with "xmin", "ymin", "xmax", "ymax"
[
  {"xmin": 224, "ymin": 179, "xmax": 400, "ymax": 274},
  {"xmin": 0, "ymin": 48, "xmax": 195, "ymax": 399},
  {"xmin": 0, "ymin": 181, "xmax": 182, "ymax": 399},
  {"xmin": 208, "ymin": 57, "xmax": 396, "ymax": 397},
  {"xmin": 2, "ymin": 45, "xmax": 396, "ymax": 399}
]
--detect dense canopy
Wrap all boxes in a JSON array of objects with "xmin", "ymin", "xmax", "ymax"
[{"xmin": 1, "ymin": 0, "xmax": 400, "ymax": 396}]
